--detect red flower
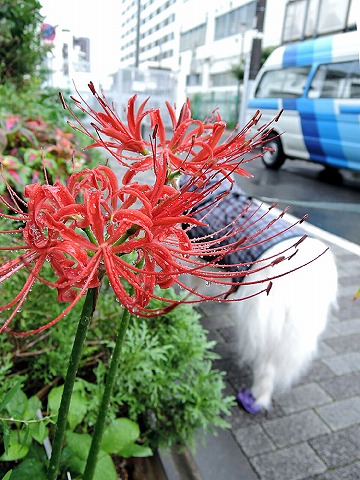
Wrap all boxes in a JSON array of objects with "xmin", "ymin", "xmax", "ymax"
[
  {"xmin": 1, "ymin": 156, "xmax": 312, "ymax": 337},
  {"xmin": 60, "ymin": 83, "xmax": 279, "ymax": 183},
  {"xmin": 1, "ymin": 90, "xmax": 322, "ymax": 337}
]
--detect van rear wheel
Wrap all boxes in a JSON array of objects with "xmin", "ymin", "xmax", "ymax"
[{"xmin": 261, "ymin": 132, "xmax": 286, "ymax": 170}]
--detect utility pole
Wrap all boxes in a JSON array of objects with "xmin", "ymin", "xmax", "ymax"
[
  {"xmin": 249, "ymin": 0, "xmax": 266, "ymax": 80},
  {"xmin": 135, "ymin": 0, "xmax": 141, "ymax": 68},
  {"xmin": 238, "ymin": 0, "xmax": 266, "ymax": 127}
]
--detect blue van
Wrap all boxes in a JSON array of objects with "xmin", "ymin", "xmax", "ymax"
[{"xmin": 246, "ymin": 30, "xmax": 360, "ymax": 171}]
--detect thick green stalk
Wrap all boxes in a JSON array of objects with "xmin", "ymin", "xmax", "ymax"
[
  {"xmin": 46, "ymin": 287, "xmax": 99, "ymax": 480},
  {"xmin": 83, "ymin": 307, "xmax": 130, "ymax": 480}
]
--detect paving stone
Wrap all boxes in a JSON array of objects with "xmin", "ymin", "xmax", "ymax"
[
  {"xmin": 199, "ymin": 310, "xmax": 235, "ymax": 329},
  {"xmin": 322, "ymin": 321, "xmax": 343, "ymax": 339},
  {"xmin": 323, "ymin": 319, "xmax": 360, "ymax": 338},
  {"xmin": 338, "ymin": 294, "xmax": 360, "ymax": 321},
  {"xmin": 250, "ymin": 443, "xmax": 326, "ymax": 480},
  {"xmin": 325, "ymin": 333, "xmax": 360, "ymax": 354},
  {"xmin": 305, "ymin": 461, "xmax": 360, "ymax": 480},
  {"xmin": 316, "ymin": 397, "xmax": 360, "ymax": 430},
  {"xmin": 273, "ymin": 383, "xmax": 332, "ymax": 414},
  {"xmin": 215, "ymin": 360, "xmax": 253, "ymax": 395},
  {"xmin": 204, "ymin": 328, "xmax": 223, "ymax": 343},
  {"xmin": 222, "ymin": 379, "xmax": 237, "ymax": 398},
  {"xmin": 227, "ymin": 372, "xmax": 254, "ymax": 395},
  {"xmin": 337, "ymin": 284, "xmax": 360, "ymax": 299},
  {"xmin": 338, "ymin": 272, "xmax": 360, "ymax": 287},
  {"xmin": 322, "ymin": 352, "xmax": 360, "ymax": 375},
  {"xmin": 218, "ymin": 325, "xmax": 238, "ymax": 343},
  {"xmin": 198, "ymin": 300, "xmax": 232, "ymax": 316},
  {"xmin": 298, "ymin": 360, "xmax": 335, "ymax": 384},
  {"xmin": 234, "ymin": 424, "xmax": 276, "ymax": 457},
  {"xmin": 309, "ymin": 425, "xmax": 360, "ymax": 467},
  {"xmin": 261, "ymin": 410, "xmax": 330, "ymax": 448},
  {"xmin": 213, "ymin": 340, "xmax": 241, "ymax": 360},
  {"xmin": 317, "ymin": 340, "xmax": 337, "ymax": 358},
  {"xmin": 320, "ymin": 373, "xmax": 360, "ymax": 400},
  {"xmin": 227, "ymin": 401, "xmax": 284, "ymax": 431}
]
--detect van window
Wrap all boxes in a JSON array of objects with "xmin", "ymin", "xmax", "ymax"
[
  {"xmin": 308, "ymin": 61, "xmax": 360, "ymax": 99},
  {"xmin": 254, "ymin": 66, "xmax": 311, "ymax": 98}
]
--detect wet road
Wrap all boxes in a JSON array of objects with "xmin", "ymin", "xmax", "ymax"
[{"xmin": 234, "ymin": 157, "xmax": 360, "ymax": 245}]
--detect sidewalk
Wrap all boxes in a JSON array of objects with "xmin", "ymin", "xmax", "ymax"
[{"xmin": 162, "ymin": 220, "xmax": 360, "ymax": 480}]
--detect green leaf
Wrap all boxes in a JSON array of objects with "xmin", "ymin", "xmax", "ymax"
[
  {"xmin": 65, "ymin": 431, "xmax": 91, "ymax": 461},
  {"xmin": 1, "ymin": 471, "xmax": 12, "ymax": 480},
  {"xmin": 29, "ymin": 421, "xmax": 47, "ymax": 444},
  {"xmin": 67, "ymin": 387, "xmax": 88, "ymax": 430},
  {"xmin": 93, "ymin": 451, "xmax": 117, "ymax": 480},
  {"xmin": 5, "ymin": 388, "xmax": 27, "ymax": 419},
  {"xmin": 6, "ymin": 457, "xmax": 46, "ymax": 480},
  {"xmin": 101, "ymin": 418, "xmax": 140, "ymax": 454},
  {"xmin": 23, "ymin": 395, "xmax": 41, "ymax": 420},
  {"xmin": 0, "ymin": 382, "xmax": 22, "ymax": 411},
  {"xmin": 1, "ymin": 421, "xmax": 10, "ymax": 455},
  {"xmin": 61, "ymin": 445, "xmax": 85, "ymax": 475},
  {"xmin": 48, "ymin": 382, "xmax": 87, "ymax": 430},
  {"xmin": 120, "ymin": 443, "xmax": 153, "ymax": 458},
  {"xmin": 0, "ymin": 443, "xmax": 29, "ymax": 461},
  {"xmin": 63, "ymin": 433, "xmax": 116, "ymax": 479},
  {"xmin": 0, "ymin": 426, "xmax": 33, "ymax": 461}
]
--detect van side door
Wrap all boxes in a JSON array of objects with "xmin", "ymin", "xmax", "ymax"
[{"xmin": 299, "ymin": 60, "xmax": 360, "ymax": 170}]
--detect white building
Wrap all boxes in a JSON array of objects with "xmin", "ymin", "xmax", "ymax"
[
  {"xmin": 41, "ymin": 0, "xmax": 357, "ymax": 121},
  {"xmin": 118, "ymin": 0, "xmax": 356, "ymax": 122},
  {"xmin": 119, "ymin": 0, "xmax": 180, "ymax": 70}
]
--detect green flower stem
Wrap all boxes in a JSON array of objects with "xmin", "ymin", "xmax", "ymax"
[
  {"xmin": 46, "ymin": 287, "xmax": 99, "ymax": 480},
  {"xmin": 83, "ymin": 307, "xmax": 130, "ymax": 480}
]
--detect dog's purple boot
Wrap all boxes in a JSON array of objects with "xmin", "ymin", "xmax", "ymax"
[{"xmin": 237, "ymin": 389, "xmax": 261, "ymax": 414}]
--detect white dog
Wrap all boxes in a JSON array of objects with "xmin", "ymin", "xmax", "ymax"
[
  {"xmin": 181, "ymin": 175, "xmax": 338, "ymax": 414},
  {"xmin": 233, "ymin": 234, "xmax": 337, "ymax": 413}
]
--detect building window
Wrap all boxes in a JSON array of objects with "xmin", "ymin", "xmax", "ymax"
[
  {"xmin": 283, "ymin": 0, "xmax": 355, "ymax": 43},
  {"xmin": 214, "ymin": 2, "xmax": 256, "ymax": 41},
  {"xmin": 186, "ymin": 73, "xmax": 202, "ymax": 86},
  {"xmin": 317, "ymin": 0, "xmax": 350, "ymax": 35},
  {"xmin": 283, "ymin": 0, "xmax": 307, "ymax": 42},
  {"xmin": 180, "ymin": 23, "xmax": 207, "ymax": 52},
  {"xmin": 210, "ymin": 72, "xmax": 238, "ymax": 87},
  {"xmin": 73, "ymin": 37, "xmax": 90, "ymax": 72}
]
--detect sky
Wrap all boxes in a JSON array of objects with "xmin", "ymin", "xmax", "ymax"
[{"xmin": 40, "ymin": 0, "xmax": 122, "ymax": 78}]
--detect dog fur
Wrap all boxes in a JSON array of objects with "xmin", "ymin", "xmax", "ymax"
[{"xmin": 231, "ymin": 234, "xmax": 337, "ymax": 411}]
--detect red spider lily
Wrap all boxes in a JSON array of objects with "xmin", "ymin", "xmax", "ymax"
[
  {"xmin": 0, "ymin": 156, "xmax": 315, "ymax": 337},
  {"xmin": 59, "ymin": 83, "xmax": 280, "ymax": 183}
]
